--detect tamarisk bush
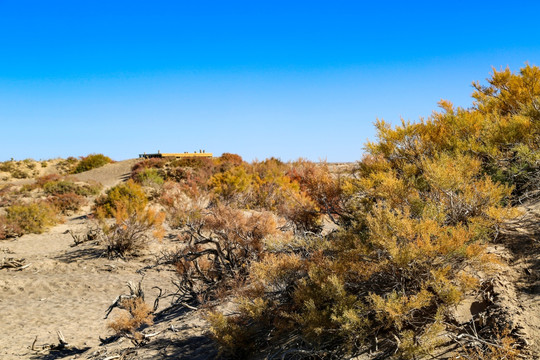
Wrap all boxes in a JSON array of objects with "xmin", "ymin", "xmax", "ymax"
[
  {"xmin": 95, "ymin": 180, "xmax": 164, "ymax": 257},
  {"xmin": 161, "ymin": 183, "xmax": 278, "ymax": 303},
  {"xmin": 206, "ymin": 66, "xmax": 534, "ymax": 358}
]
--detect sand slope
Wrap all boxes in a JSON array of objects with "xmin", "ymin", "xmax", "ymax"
[{"xmin": 73, "ymin": 159, "xmax": 140, "ymax": 189}]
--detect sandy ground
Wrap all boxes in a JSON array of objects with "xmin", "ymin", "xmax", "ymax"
[
  {"xmin": 494, "ymin": 199, "xmax": 540, "ymax": 357},
  {"xmin": 0, "ymin": 213, "xmax": 217, "ymax": 360},
  {"xmin": 0, "ymin": 160, "xmax": 217, "ymax": 360}
]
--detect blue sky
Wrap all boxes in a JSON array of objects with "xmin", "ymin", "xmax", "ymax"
[{"xmin": 1, "ymin": 1, "xmax": 540, "ymax": 162}]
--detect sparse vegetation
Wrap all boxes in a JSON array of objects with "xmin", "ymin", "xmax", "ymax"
[
  {"xmin": 133, "ymin": 168, "xmax": 164, "ymax": 187},
  {"xmin": 106, "ymin": 281, "xmax": 155, "ymax": 344}
]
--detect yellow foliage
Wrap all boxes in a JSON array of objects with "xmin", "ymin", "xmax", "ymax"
[
  {"xmin": 108, "ymin": 298, "xmax": 153, "ymax": 337},
  {"xmin": 370, "ymin": 289, "xmax": 433, "ymax": 330},
  {"xmin": 192, "ymin": 66, "xmax": 539, "ymax": 358}
]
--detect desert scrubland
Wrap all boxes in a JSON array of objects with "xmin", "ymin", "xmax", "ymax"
[{"xmin": 2, "ymin": 66, "xmax": 540, "ymax": 359}]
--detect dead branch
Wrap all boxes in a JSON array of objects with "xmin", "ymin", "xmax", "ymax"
[
  {"xmin": 67, "ymin": 227, "xmax": 99, "ymax": 247},
  {"xmin": 1, "ymin": 257, "xmax": 27, "ymax": 270},
  {"xmin": 30, "ymin": 330, "xmax": 70, "ymax": 352},
  {"xmin": 105, "ymin": 279, "xmax": 145, "ymax": 319}
]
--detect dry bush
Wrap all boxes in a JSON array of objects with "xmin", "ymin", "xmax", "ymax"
[
  {"xmin": 456, "ymin": 327, "xmax": 522, "ymax": 360},
  {"xmin": 0, "ymin": 184, "xmax": 17, "ymax": 207},
  {"xmin": 207, "ymin": 66, "xmax": 533, "ymax": 359},
  {"xmin": 107, "ymin": 297, "xmax": 154, "ymax": 340},
  {"xmin": 288, "ymin": 159, "xmax": 348, "ymax": 224},
  {"xmin": 46, "ymin": 192, "xmax": 87, "ymax": 215},
  {"xmin": 56, "ymin": 156, "xmax": 79, "ymax": 174},
  {"xmin": 133, "ymin": 168, "xmax": 164, "ymax": 187},
  {"xmin": 160, "ymin": 181, "xmax": 209, "ymax": 228},
  {"xmin": 0, "ymin": 215, "xmax": 23, "ymax": 239},
  {"xmin": 5, "ymin": 202, "xmax": 59, "ymax": 235},
  {"xmin": 131, "ymin": 158, "xmax": 167, "ymax": 185},
  {"xmin": 208, "ymin": 159, "xmax": 324, "ymax": 233},
  {"xmin": 215, "ymin": 153, "xmax": 244, "ymax": 172},
  {"xmin": 34, "ymin": 175, "xmax": 102, "ymax": 197},
  {"xmin": 131, "ymin": 158, "xmax": 167, "ymax": 173},
  {"xmin": 94, "ymin": 180, "xmax": 147, "ymax": 218},
  {"xmin": 35, "ymin": 173, "xmax": 63, "ymax": 187},
  {"xmin": 99, "ymin": 204, "xmax": 165, "ymax": 258},
  {"xmin": 168, "ymin": 202, "xmax": 277, "ymax": 303}
]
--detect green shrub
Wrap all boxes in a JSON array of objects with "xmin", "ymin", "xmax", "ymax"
[
  {"xmin": 76, "ymin": 181, "xmax": 103, "ymax": 196},
  {"xmin": 94, "ymin": 180, "xmax": 147, "ymax": 218},
  {"xmin": 133, "ymin": 168, "xmax": 164, "ymax": 187},
  {"xmin": 0, "ymin": 161, "xmax": 14, "ymax": 172},
  {"xmin": 131, "ymin": 158, "xmax": 167, "ymax": 173},
  {"xmin": 43, "ymin": 180, "xmax": 80, "ymax": 195},
  {"xmin": 72, "ymin": 154, "xmax": 112, "ymax": 174},
  {"xmin": 41, "ymin": 178, "xmax": 102, "ymax": 197},
  {"xmin": 5, "ymin": 202, "xmax": 58, "ymax": 234},
  {"xmin": 11, "ymin": 169, "xmax": 29, "ymax": 179}
]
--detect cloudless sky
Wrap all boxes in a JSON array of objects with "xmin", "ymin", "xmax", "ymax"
[{"xmin": 1, "ymin": 0, "xmax": 540, "ymax": 162}]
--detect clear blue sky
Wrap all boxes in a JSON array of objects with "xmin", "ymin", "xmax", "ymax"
[{"xmin": 1, "ymin": 1, "xmax": 540, "ymax": 162}]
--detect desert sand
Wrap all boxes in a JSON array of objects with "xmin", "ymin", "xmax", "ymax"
[{"xmin": 0, "ymin": 160, "xmax": 217, "ymax": 359}]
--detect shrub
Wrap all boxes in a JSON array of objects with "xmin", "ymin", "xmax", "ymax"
[
  {"xmin": 166, "ymin": 157, "xmax": 216, "ymax": 189},
  {"xmin": 133, "ymin": 168, "xmax": 164, "ymax": 187},
  {"xmin": 0, "ymin": 161, "xmax": 14, "ymax": 173},
  {"xmin": 288, "ymin": 159, "xmax": 347, "ymax": 224},
  {"xmin": 99, "ymin": 204, "xmax": 165, "ymax": 257},
  {"xmin": 209, "ymin": 166, "xmax": 253, "ymax": 203},
  {"xmin": 56, "ymin": 156, "xmax": 79, "ymax": 174},
  {"xmin": 170, "ymin": 156, "xmax": 215, "ymax": 171},
  {"xmin": 208, "ymin": 160, "xmax": 324, "ymax": 233},
  {"xmin": 95, "ymin": 180, "xmax": 163, "ymax": 257},
  {"xmin": 11, "ymin": 169, "xmax": 29, "ymax": 179},
  {"xmin": 47, "ymin": 193, "xmax": 87, "ymax": 215},
  {"xmin": 206, "ymin": 66, "xmax": 529, "ymax": 358},
  {"xmin": 215, "ymin": 153, "xmax": 244, "ymax": 172},
  {"xmin": 36, "ymin": 174, "xmax": 63, "ymax": 187},
  {"xmin": 131, "ymin": 158, "xmax": 167, "ymax": 174},
  {"xmin": 40, "ymin": 178, "xmax": 102, "ymax": 197},
  {"xmin": 94, "ymin": 180, "xmax": 147, "ymax": 218},
  {"xmin": 0, "ymin": 215, "xmax": 23, "ymax": 239},
  {"xmin": 5, "ymin": 202, "xmax": 58, "ymax": 234},
  {"xmin": 0, "ymin": 184, "xmax": 16, "ymax": 207},
  {"xmin": 169, "ymin": 203, "xmax": 277, "ymax": 303},
  {"xmin": 72, "ymin": 153, "xmax": 112, "ymax": 174},
  {"xmin": 108, "ymin": 297, "xmax": 154, "ymax": 340},
  {"xmin": 43, "ymin": 179, "xmax": 80, "ymax": 195}
]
